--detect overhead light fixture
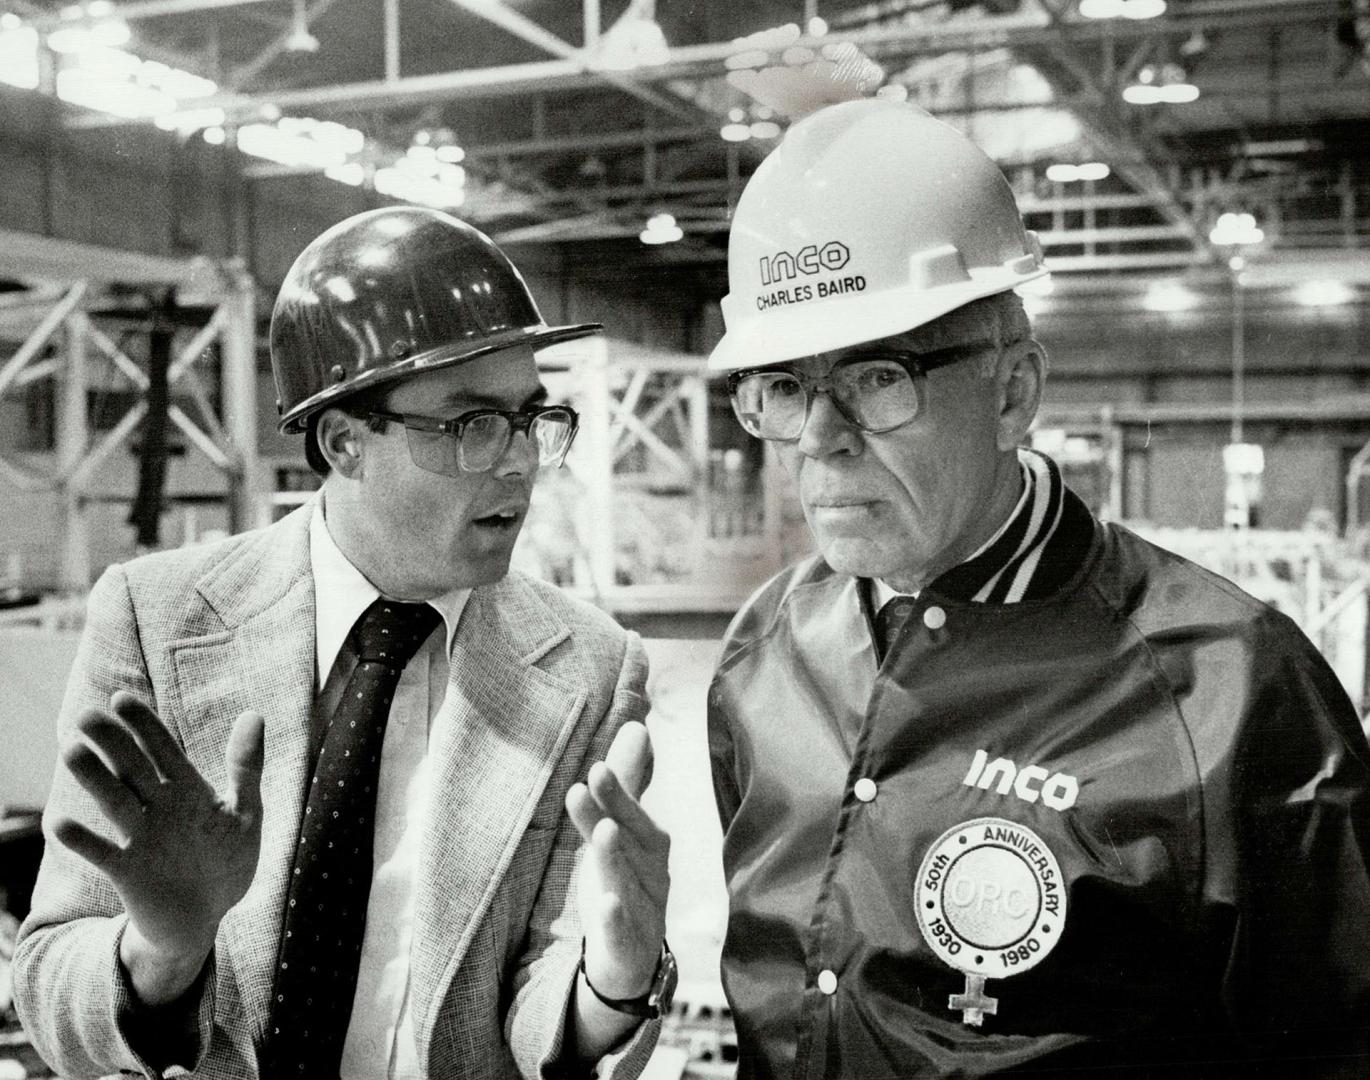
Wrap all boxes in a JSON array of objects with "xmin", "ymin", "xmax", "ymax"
[
  {"xmin": 1209, "ymin": 212, "xmax": 1264, "ymax": 246},
  {"xmin": 47, "ymin": 15, "xmax": 130, "ymax": 53},
  {"xmin": 1045, "ymin": 161, "xmax": 1110, "ymax": 182},
  {"xmin": 640, "ymin": 213, "xmax": 683, "ymax": 245},
  {"xmin": 1293, "ymin": 280, "xmax": 1356, "ymax": 308},
  {"xmin": 284, "ymin": 0, "xmax": 320, "ymax": 54},
  {"xmin": 1079, "ymin": 0, "xmax": 1165, "ymax": 18},
  {"xmin": 594, "ymin": 0, "xmax": 668, "ymax": 71},
  {"xmin": 1123, "ymin": 63, "xmax": 1198, "ymax": 105},
  {"xmin": 0, "ymin": 21, "xmax": 40, "ymax": 89}
]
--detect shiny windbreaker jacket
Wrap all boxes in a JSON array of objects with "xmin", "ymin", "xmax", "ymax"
[{"xmin": 708, "ymin": 487, "xmax": 1370, "ymax": 1078}]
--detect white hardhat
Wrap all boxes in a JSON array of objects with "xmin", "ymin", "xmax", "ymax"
[{"xmin": 708, "ymin": 98, "xmax": 1048, "ymax": 373}]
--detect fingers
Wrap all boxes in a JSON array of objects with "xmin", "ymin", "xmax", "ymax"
[
  {"xmin": 565, "ymin": 781, "xmax": 603, "ymax": 844},
  {"xmin": 224, "ymin": 711, "xmax": 266, "ymax": 823},
  {"xmin": 591, "ymin": 816, "xmax": 669, "ymax": 911},
  {"xmin": 604, "ymin": 722, "xmax": 654, "ymax": 800},
  {"xmin": 52, "ymin": 818, "xmax": 122, "ymax": 872},
  {"xmin": 587, "ymin": 760, "xmax": 664, "ymax": 851},
  {"xmin": 109, "ymin": 692, "xmax": 194, "ymax": 784},
  {"xmin": 63, "ymin": 739, "xmax": 147, "ymax": 839},
  {"xmin": 76, "ymin": 711, "xmax": 161, "ymax": 801}
]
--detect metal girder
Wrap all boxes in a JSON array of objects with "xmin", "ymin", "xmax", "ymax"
[
  {"xmin": 449, "ymin": 0, "xmax": 705, "ymax": 124},
  {"xmin": 28, "ymin": 0, "xmax": 279, "ymax": 25},
  {"xmin": 1023, "ymin": 0, "xmax": 1221, "ymax": 264},
  {"xmin": 65, "ymin": 0, "xmax": 1334, "ymax": 123},
  {"xmin": 225, "ymin": 0, "xmax": 344, "ymax": 91}
]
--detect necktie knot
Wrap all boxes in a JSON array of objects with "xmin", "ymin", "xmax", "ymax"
[
  {"xmin": 874, "ymin": 597, "xmax": 916, "ymax": 661},
  {"xmin": 352, "ymin": 598, "xmax": 441, "ymax": 667}
]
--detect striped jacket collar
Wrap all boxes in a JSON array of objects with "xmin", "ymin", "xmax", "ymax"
[{"xmin": 866, "ymin": 449, "xmax": 1096, "ymax": 608}]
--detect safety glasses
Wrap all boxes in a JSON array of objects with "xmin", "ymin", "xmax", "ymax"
[
  {"xmin": 726, "ymin": 340, "xmax": 998, "ymax": 441},
  {"xmin": 364, "ymin": 404, "xmax": 579, "ymax": 475}
]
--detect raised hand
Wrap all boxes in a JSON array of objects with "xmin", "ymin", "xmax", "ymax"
[
  {"xmin": 53, "ymin": 691, "xmax": 265, "ymax": 1004},
  {"xmin": 565, "ymin": 722, "xmax": 671, "ymax": 1001}
]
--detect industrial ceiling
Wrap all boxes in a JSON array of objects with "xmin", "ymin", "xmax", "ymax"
[{"xmin": 4, "ymin": 0, "xmax": 1369, "ymax": 281}]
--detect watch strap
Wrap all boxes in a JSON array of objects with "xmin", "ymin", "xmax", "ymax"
[{"xmin": 577, "ymin": 938, "xmax": 675, "ymax": 1019}]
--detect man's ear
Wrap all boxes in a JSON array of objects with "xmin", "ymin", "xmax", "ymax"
[
  {"xmin": 995, "ymin": 339, "xmax": 1046, "ymax": 451},
  {"xmin": 315, "ymin": 409, "xmax": 364, "ymax": 477}
]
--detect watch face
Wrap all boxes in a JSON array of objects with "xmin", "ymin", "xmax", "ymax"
[{"xmin": 650, "ymin": 949, "xmax": 679, "ymax": 1015}]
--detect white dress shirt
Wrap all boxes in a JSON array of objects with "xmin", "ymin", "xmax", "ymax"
[{"xmin": 308, "ymin": 502, "xmax": 470, "ymax": 1080}]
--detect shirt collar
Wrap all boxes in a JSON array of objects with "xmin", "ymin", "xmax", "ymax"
[{"xmin": 309, "ymin": 500, "xmax": 471, "ymax": 689}]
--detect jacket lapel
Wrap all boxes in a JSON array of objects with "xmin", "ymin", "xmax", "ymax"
[
  {"xmin": 410, "ymin": 574, "xmax": 587, "ymax": 1052},
  {"xmin": 166, "ymin": 501, "xmax": 317, "ymax": 1041}
]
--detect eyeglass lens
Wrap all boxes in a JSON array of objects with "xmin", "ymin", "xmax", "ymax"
[
  {"xmin": 732, "ymin": 358, "xmax": 922, "ymax": 440},
  {"xmin": 403, "ymin": 408, "xmax": 577, "ymax": 475}
]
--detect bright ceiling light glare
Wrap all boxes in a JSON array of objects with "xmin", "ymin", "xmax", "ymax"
[
  {"xmin": 1293, "ymin": 280, "xmax": 1356, "ymax": 308},
  {"xmin": 1080, "ymin": 0, "xmax": 1164, "ymax": 16},
  {"xmin": 1124, "ymin": 63, "xmax": 1197, "ymax": 106},
  {"xmin": 47, "ymin": 16, "xmax": 130, "ymax": 53},
  {"xmin": 154, "ymin": 105, "xmax": 225, "ymax": 132},
  {"xmin": 1157, "ymin": 82, "xmax": 1199, "ymax": 103},
  {"xmin": 807, "ymin": 16, "xmax": 828, "ymax": 36},
  {"xmin": 639, "ymin": 212, "xmax": 683, "ymax": 245},
  {"xmin": 749, "ymin": 120, "xmax": 781, "ymax": 139},
  {"xmin": 202, "ymin": 125, "xmax": 226, "ymax": 145},
  {"xmin": 720, "ymin": 121, "xmax": 751, "ymax": 142},
  {"xmin": 434, "ymin": 144, "xmax": 465, "ymax": 164},
  {"xmin": 1046, "ymin": 162, "xmax": 1110, "ymax": 183},
  {"xmin": 1, "ymin": 12, "xmax": 22, "ymax": 29},
  {"xmin": 0, "ymin": 24, "xmax": 40, "ymax": 89},
  {"xmin": 1143, "ymin": 281, "xmax": 1199, "ymax": 313},
  {"xmin": 325, "ymin": 161, "xmax": 366, "ymax": 187},
  {"xmin": 1078, "ymin": 0, "xmax": 1123, "ymax": 17},
  {"xmin": 1209, "ymin": 211, "xmax": 1264, "ymax": 246},
  {"xmin": 595, "ymin": 11, "xmax": 669, "ymax": 71}
]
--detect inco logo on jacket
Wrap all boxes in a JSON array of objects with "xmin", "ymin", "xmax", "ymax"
[{"xmin": 962, "ymin": 750, "xmax": 1079, "ymax": 811}]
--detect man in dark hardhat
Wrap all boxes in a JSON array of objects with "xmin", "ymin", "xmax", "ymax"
[
  {"xmin": 707, "ymin": 98, "xmax": 1370, "ymax": 1078},
  {"xmin": 15, "ymin": 207, "xmax": 676, "ymax": 1079}
]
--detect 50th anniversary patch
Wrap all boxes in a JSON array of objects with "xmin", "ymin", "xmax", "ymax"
[{"xmin": 915, "ymin": 817, "xmax": 1067, "ymax": 1026}]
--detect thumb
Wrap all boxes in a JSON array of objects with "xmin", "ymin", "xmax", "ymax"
[
  {"xmin": 224, "ymin": 710, "xmax": 266, "ymax": 823},
  {"xmin": 605, "ymin": 722, "xmax": 653, "ymax": 800}
]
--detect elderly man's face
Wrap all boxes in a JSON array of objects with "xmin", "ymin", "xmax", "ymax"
[{"xmin": 775, "ymin": 312, "xmax": 1032, "ymax": 591}]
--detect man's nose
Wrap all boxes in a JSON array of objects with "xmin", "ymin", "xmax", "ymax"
[
  {"xmin": 796, "ymin": 390, "xmax": 862, "ymax": 458},
  {"xmin": 492, "ymin": 426, "xmax": 540, "ymax": 478}
]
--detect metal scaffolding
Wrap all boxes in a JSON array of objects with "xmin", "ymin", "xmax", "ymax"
[{"xmin": 0, "ymin": 231, "xmax": 258, "ymax": 591}]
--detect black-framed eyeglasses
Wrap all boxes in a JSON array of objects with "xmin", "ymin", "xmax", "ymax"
[
  {"xmin": 725, "ymin": 340, "xmax": 999, "ymax": 442},
  {"xmin": 364, "ymin": 404, "xmax": 579, "ymax": 475}
]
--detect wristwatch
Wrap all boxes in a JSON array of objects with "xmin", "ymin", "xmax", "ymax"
[{"xmin": 578, "ymin": 938, "xmax": 678, "ymax": 1019}]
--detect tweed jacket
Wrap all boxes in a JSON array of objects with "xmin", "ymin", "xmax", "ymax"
[{"xmin": 13, "ymin": 502, "xmax": 658, "ymax": 1080}]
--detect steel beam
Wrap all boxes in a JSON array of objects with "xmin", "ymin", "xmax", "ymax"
[
  {"xmin": 29, "ymin": 0, "xmax": 279, "ymax": 25},
  {"xmin": 71, "ymin": 0, "xmax": 1333, "ymax": 121}
]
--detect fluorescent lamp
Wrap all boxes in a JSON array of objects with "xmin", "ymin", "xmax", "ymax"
[{"xmin": 48, "ymin": 17, "xmax": 129, "ymax": 53}]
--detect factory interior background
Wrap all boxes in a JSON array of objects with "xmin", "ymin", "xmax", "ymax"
[{"xmin": 0, "ymin": 0, "xmax": 1367, "ymax": 1075}]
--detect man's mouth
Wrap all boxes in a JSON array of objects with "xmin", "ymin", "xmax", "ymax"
[{"xmin": 472, "ymin": 508, "xmax": 525, "ymax": 529}]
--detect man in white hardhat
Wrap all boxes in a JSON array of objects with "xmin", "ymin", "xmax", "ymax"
[
  {"xmin": 707, "ymin": 98, "xmax": 1370, "ymax": 1078},
  {"xmin": 15, "ymin": 207, "xmax": 675, "ymax": 1079}
]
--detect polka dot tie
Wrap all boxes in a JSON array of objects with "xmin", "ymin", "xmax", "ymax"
[
  {"xmin": 873, "ymin": 597, "xmax": 916, "ymax": 664},
  {"xmin": 260, "ymin": 598, "xmax": 440, "ymax": 1078}
]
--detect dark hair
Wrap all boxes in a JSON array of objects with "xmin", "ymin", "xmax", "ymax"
[{"xmin": 303, "ymin": 387, "xmax": 392, "ymax": 477}]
